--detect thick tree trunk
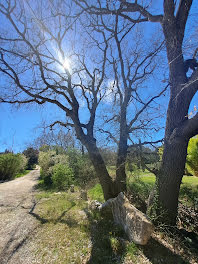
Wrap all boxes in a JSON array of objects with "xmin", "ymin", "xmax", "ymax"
[
  {"xmin": 149, "ymin": 12, "xmax": 192, "ymax": 225},
  {"xmin": 155, "ymin": 137, "xmax": 188, "ymax": 225},
  {"xmin": 115, "ymin": 137, "xmax": 127, "ymax": 193},
  {"xmin": 85, "ymin": 139, "xmax": 117, "ymax": 200}
]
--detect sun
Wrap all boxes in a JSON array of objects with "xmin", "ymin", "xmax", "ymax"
[
  {"xmin": 62, "ymin": 58, "xmax": 71, "ymax": 71},
  {"xmin": 57, "ymin": 51, "xmax": 71, "ymax": 73}
]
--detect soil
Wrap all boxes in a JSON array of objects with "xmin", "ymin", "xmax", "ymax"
[{"xmin": 0, "ymin": 168, "xmax": 40, "ymax": 264}]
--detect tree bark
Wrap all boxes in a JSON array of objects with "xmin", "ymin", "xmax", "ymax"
[
  {"xmin": 155, "ymin": 137, "xmax": 188, "ymax": 224},
  {"xmin": 115, "ymin": 106, "xmax": 128, "ymax": 194},
  {"xmin": 74, "ymin": 120, "xmax": 116, "ymax": 200},
  {"xmin": 85, "ymin": 139, "xmax": 117, "ymax": 200},
  {"xmin": 149, "ymin": 1, "xmax": 194, "ymax": 224}
]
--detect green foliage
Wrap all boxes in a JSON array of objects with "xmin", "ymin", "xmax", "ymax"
[
  {"xmin": 100, "ymin": 147, "xmax": 117, "ymax": 166},
  {"xmin": 127, "ymin": 146, "xmax": 160, "ymax": 173},
  {"xmin": 0, "ymin": 153, "xmax": 27, "ymax": 181},
  {"xmin": 158, "ymin": 146, "xmax": 164, "ymax": 162},
  {"xmin": 23, "ymin": 147, "xmax": 39, "ymax": 169},
  {"xmin": 67, "ymin": 148, "xmax": 96, "ymax": 187},
  {"xmin": 39, "ymin": 144, "xmax": 50, "ymax": 152},
  {"xmin": 52, "ymin": 163, "xmax": 74, "ymax": 190},
  {"xmin": 87, "ymin": 184, "xmax": 105, "ymax": 202},
  {"xmin": 186, "ymin": 136, "xmax": 198, "ymax": 176},
  {"xmin": 39, "ymin": 147, "xmax": 96, "ymax": 189},
  {"xmin": 125, "ymin": 242, "xmax": 138, "ymax": 258},
  {"xmin": 39, "ymin": 151, "xmax": 68, "ymax": 186},
  {"xmin": 15, "ymin": 169, "xmax": 31, "ymax": 179},
  {"xmin": 128, "ymin": 175, "xmax": 155, "ymax": 202},
  {"xmin": 17, "ymin": 154, "xmax": 28, "ymax": 172}
]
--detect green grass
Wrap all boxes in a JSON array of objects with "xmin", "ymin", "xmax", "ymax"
[
  {"xmin": 31, "ymin": 190, "xmax": 144, "ymax": 263},
  {"xmin": 128, "ymin": 172, "xmax": 198, "ymax": 207},
  {"xmin": 14, "ymin": 170, "xmax": 31, "ymax": 179},
  {"xmin": 180, "ymin": 176, "xmax": 198, "ymax": 207},
  {"xmin": 87, "ymin": 183, "xmax": 105, "ymax": 202},
  {"xmin": 87, "ymin": 171, "xmax": 198, "ymax": 208},
  {"xmin": 30, "ymin": 175, "xmax": 198, "ymax": 264}
]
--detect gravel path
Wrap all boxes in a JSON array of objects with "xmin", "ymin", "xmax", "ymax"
[{"xmin": 0, "ymin": 168, "xmax": 40, "ymax": 264}]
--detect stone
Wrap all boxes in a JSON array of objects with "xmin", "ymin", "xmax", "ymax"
[
  {"xmin": 88, "ymin": 200, "xmax": 102, "ymax": 210},
  {"xmin": 80, "ymin": 191, "xmax": 87, "ymax": 201},
  {"xmin": 109, "ymin": 192, "xmax": 154, "ymax": 245},
  {"xmin": 70, "ymin": 185, "xmax": 75, "ymax": 193}
]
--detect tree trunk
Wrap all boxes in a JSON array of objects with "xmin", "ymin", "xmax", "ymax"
[
  {"xmin": 85, "ymin": 139, "xmax": 117, "ymax": 200},
  {"xmin": 154, "ymin": 137, "xmax": 188, "ymax": 225},
  {"xmin": 115, "ymin": 106, "xmax": 128, "ymax": 193},
  {"xmin": 149, "ymin": 14, "xmax": 192, "ymax": 225}
]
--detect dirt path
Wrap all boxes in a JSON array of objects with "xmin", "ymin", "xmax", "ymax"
[{"xmin": 0, "ymin": 168, "xmax": 40, "ymax": 264}]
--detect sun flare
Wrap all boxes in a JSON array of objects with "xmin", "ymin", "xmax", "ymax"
[
  {"xmin": 62, "ymin": 58, "xmax": 71, "ymax": 71},
  {"xmin": 57, "ymin": 51, "xmax": 71, "ymax": 73}
]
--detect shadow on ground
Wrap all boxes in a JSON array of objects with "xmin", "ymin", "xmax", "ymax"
[
  {"xmin": 84, "ymin": 210, "xmax": 191, "ymax": 264},
  {"xmin": 140, "ymin": 237, "xmax": 187, "ymax": 264},
  {"xmin": 85, "ymin": 210, "xmax": 127, "ymax": 264}
]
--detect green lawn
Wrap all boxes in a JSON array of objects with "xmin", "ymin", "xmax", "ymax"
[
  {"xmin": 31, "ymin": 191, "xmax": 141, "ymax": 263},
  {"xmin": 32, "ymin": 173, "xmax": 198, "ymax": 263},
  {"xmin": 88, "ymin": 171, "xmax": 198, "ymax": 208}
]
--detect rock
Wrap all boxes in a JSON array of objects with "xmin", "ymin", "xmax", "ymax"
[
  {"xmin": 80, "ymin": 191, "xmax": 87, "ymax": 201},
  {"xmin": 109, "ymin": 192, "xmax": 154, "ymax": 245},
  {"xmin": 70, "ymin": 185, "xmax": 75, "ymax": 193},
  {"xmin": 78, "ymin": 210, "xmax": 87, "ymax": 219},
  {"xmin": 88, "ymin": 200, "xmax": 102, "ymax": 210}
]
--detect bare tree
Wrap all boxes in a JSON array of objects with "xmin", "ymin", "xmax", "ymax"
[
  {"xmin": 74, "ymin": 0, "xmax": 198, "ymax": 225},
  {"xmin": 0, "ymin": 0, "xmax": 116, "ymax": 199},
  {"xmin": 89, "ymin": 13, "xmax": 167, "ymax": 194},
  {"xmin": 0, "ymin": 0, "xmax": 166, "ymax": 202}
]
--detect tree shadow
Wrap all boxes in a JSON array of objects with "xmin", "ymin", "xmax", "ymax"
[
  {"xmin": 84, "ymin": 209, "xmax": 193, "ymax": 264},
  {"xmin": 84, "ymin": 210, "xmax": 127, "ymax": 264},
  {"xmin": 29, "ymin": 202, "xmax": 76, "ymax": 225},
  {"xmin": 0, "ymin": 222, "xmax": 38, "ymax": 264},
  {"xmin": 140, "ymin": 237, "xmax": 188, "ymax": 264}
]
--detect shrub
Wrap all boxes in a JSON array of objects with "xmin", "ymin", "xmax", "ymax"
[
  {"xmin": 52, "ymin": 164, "xmax": 74, "ymax": 190},
  {"xmin": 67, "ymin": 149, "xmax": 96, "ymax": 187},
  {"xmin": 186, "ymin": 136, "xmax": 198, "ymax": 176},
  {"xmin": 0, "ymin": 153, "xmax": 25, "ymax": 181},
  {"xmin": 39, "ymin": 148, "xmax": 96, "ymax": 189},
  {"xmin": 17, "ymin": 154, "xmax": 28, "ymax": 173},
  {"xmin": 39, "ymin": 151, "xmax": 69, "ymax": 186}
]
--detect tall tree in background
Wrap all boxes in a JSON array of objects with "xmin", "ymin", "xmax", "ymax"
[
  {"xmin": 23, "ymin": 147, "xmax": 38, "ymax": 169},
  {"xmin": 76, "ymin": 0, "xmax": 198, "ymax": 224}
]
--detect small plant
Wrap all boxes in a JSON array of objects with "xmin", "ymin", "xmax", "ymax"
[
  {"xmin": 110, "ymin": 237, "xmax": 120, "ymax": 253},
  {"xmin": 52, "ymin": 163, "xmax": 74, "ymax": 190},
  {"xmin": 125, "ymin": 242, "xmax": 138, "ymax": 258}
]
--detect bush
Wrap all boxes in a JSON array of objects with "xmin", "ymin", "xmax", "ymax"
[
  {"xmin": 186, "ymin": 136, "xmax": 198, "ymax": 176},
  {"xmin": 67, "ymin": 149, "xmax": 96, "ymax": 187},
  {"xmin": 39, "ymin": 151, "xmax": 69, "ymax": 186},
  {"xmin": 39, "ymin": 148, "xmax": 96, "ymax": 189},
  {"xmin": 52, "ymin": 164, "xmax": 74, "ymax": 190},
  {"xmin": 17, "ymin": 154, "xmax": 28, "ymax": 173},
  {"xmin": 0, "ymin": 153, "xmax": 26, "ymax": 181}
]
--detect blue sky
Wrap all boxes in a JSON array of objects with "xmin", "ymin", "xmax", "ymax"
[
  {"xmin": 0, "ymin": 1, "xmax": 198, "ymax": 153},
  {"xmin": 0, "ymin": 101, "xmax": 66, "ymax": 152},
  {"xmin": 0, "ymin": 104, "xmax": 47, "ymax": 152}
]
